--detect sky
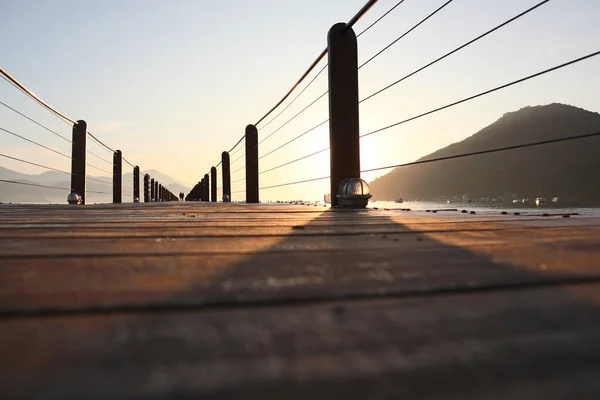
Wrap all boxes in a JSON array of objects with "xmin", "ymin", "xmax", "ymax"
[{"xmin": 1, "ymin": 0, "xmax": 599, "ymax": 202}]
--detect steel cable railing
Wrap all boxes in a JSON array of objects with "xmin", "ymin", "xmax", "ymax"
[
  {"xmin": 231, "ymin": 164, "xmax": 246, "ymax": 175},
  {"xmin": 0, "ymin": 100, "xmax": 72, "ymax": 144},
  {"xmin": 258, "ymin": 90, "xmax": 329, "ymax": 147},
  {"xmin": 0, "ymin": 179, "xmax": 71, "ymax": 192},
  {"xmin": 254, "ymin": 49, "xmax": 329, "ymax": 128},
  {"xmin": 360, "ymin": 131, "xmax": 600, "ymax": 175},
  {"xmin": 359, "ymin": 50, "xmax": 600, "ymax": 140},
  {"xmin": 258, "ymin": 63, "xmax": 328, "ymax": 133},
  {"xmin": 243, "ymin": 0, "xmax": 599, "ymax": 205},
  {"xmin": 248, "ymin": 0, "xmax": 421, "ymax": 195},
  {"xmin": 255, "ymin": 0, "xmax": 396, "ymax": 147},
  {"xmin": 185, "ymin": 1, "xmax": 596, "ymax": 206},
  {"xmin": 260, "ymin": 147, "xmax": 330, "ymax": 176},
  {"xmin": 87, "ymin": 177, "xmax": 112, "ymax": 186},
  {"xmin": 358, "ymin": 0, "xmax": 455, "ymax": 70},
  {"xmin": 87, "ymin": 132, "xmax": 115, "ymax": 154},
  {"xmin": 192, "ymin": 0, "xmax": 380, "ymax": 203},
  {"xmin": 0, "ymin": 153, "xmax": 72, "ymax": 176},
  {"xmin": 260, "ymin": 176, "xmax": 330, "ymax": 191},
  {"xmin": 230, "ymin": 152, "xmax": 246, "ymax": 166},
  {"xmin": 0, "ymin": 69, "xmax": 75, "ymax": 125},
  {"xmin": 259, "ymin": 119, "xmax": 329, "ymax": 161},
  {"xmin": 87, "ymin": 150, "xmax": 113, "ymax": 165},
  {"xmin": 230, "ymin": 142, "xmax": 245, "ymax": 157},
  {"xmin": 0, "ymin": 127, "xmax": 71, "ymax": 159},
  {"xmin": 359, "ymin": 0, "xmax": 552, "ymax": 105},
  {"xmin": 86, "ymin": 163, "xmax": 112, "ymax": 175},
  {"xmin": 356, "ymin": 0, "xmax": 406, "ymax": 38},
  {"xmin": 1, "ymin": 67, "xmax": 161, "ymax": 204}
]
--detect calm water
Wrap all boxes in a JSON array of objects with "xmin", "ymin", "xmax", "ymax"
[{"xmin": 367, "ymin": 200, "xmax": 600, "ymax": 217}]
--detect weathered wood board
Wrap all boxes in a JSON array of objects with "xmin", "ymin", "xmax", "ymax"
[{"xmin": 1, "ymin": 202, "xmax": 600, "ymax": 399}]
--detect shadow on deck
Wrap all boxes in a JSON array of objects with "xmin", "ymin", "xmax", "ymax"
[{"xmin": 1, "ymin": 203, "xmax": 600, "ymax": 398}]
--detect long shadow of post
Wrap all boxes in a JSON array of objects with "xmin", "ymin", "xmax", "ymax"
[{"xmin": 4, "ymin": 205, "xmax": 600, "ymax": 399}]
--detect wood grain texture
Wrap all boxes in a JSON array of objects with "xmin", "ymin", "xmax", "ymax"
[{"xmin": 1, "ymin": 202, "xmax": 600, "ymax": 399}]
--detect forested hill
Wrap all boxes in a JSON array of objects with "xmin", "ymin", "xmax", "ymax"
[{"xmin": 369, "ymin": 103, "xmax": 600, "ymax": 203}]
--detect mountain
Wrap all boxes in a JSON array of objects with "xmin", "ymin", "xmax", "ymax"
[
  {"xmin": 141, "ymin": 169, "xmax": 191, "ymax": 188},
  {"xmin": 0, "ymin": 179, "xmax": 53, "ymax": 203},
  {"xmin": 369, "ymin": 103, "xmax": 600, "ymax": 204},
  {"xmin": 166, "ymin": 183, "xmax": 190, "ymax": 197},
  {"xmin": 0, "ymin": 166, "xmax": 189, "ymax": 204}
]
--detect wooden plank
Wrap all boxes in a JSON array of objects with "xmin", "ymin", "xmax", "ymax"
[
  {"xmin": 2, "ymin": 236, "xmax": 600, "ymax": 312},
  {"xmin": 2, "ymin": 204, "xmax": 600, "ymax": 312},
  {"xmin": 2, "ymin": 283, "xmax": 600, "ymax": 399},
  {"xmin": 2, "ymin": 203, "xmax": 600, "ymax": 399}
]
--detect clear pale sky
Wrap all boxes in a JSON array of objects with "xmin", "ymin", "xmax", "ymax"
[{"xmin": 1, "ymin": 0, "xmax": 599, "ymax": 202}]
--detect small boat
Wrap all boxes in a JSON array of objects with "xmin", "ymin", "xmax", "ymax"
[
  {"xmin": 394, "ymin": 198, "xmax": 404, "ymax": 204},
  {"xmin": 512, "ymin": 199, "xmax": 520, "ymax": 204},
  {"xmin": 535, "ymin": 197, "xmax": 546, "ymax": 206},
  {"xmin": 522, "ymin": 198, "xmax": 528, "ymax": 203},
  {"xmin": 552, "ymin": 197, "xmax": 559, "ymax": 203}
]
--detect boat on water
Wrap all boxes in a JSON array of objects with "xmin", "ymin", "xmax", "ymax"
[
  {"xmin": 512, "ymin": 199, "xmax": 520, "ymax": 204},
  {"xmin": 535, "ymin": 197, "xmax": 546, "ymax": 206},
  {"xmin": 552, "ymin": 197, "xmax": 559, "ymax": 203},
  {"xmin": 394, "ymin": 198, "xmax": 404, "ymax": 204}
]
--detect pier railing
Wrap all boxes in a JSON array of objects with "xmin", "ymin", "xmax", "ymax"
[
  {"xmin": 188, "ymin": 0, "xmax": 600, "ymax": 206},
  {"xmin": 0, "ymin": 68, "xmax": 178, "ymax": 204},
  {"xmin": 3, "ymin": 1, "xmax": 599, "ymax": 206}
]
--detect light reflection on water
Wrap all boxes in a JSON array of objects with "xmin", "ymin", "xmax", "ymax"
[{"xmin": 368, "ymin": 200, "xmax": 600, "ymax": 216}]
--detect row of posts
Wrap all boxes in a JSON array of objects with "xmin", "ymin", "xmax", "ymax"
[
  {"xmin": 70, "ymin": 22, "xmax": 360, "ymax": 207},
  {"xmin": 187, "ymin": 22, "xmax": 359, "ymax": 207},
  {"xmin": 69, "ymin": 120, "xmax": 179, "ymax": 205}
]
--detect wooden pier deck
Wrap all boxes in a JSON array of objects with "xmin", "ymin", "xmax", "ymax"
[{"xmin": 1, "ymin": 202, "xmax": 600, "ymax": 399}]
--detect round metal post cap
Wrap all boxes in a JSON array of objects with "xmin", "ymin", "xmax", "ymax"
[
  {"xmin": 67, "ymin": 192, "xmax": 82, "ymax": 205},
  {"xmin": 336, "ymin": 178, "xmax": 372, "ymax": 208}
]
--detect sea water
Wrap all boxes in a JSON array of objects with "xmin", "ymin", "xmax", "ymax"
[{"xmin": 367, "ymin": 200, "xmax": 600, "ymax": 217}]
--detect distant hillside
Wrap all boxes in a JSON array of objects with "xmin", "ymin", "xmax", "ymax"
[
  {"xmin": 0, "ymin": 166, "xmax": 189, "ymax": 204},
  {"xmin": 369, "ymin": 103, "xmax": 600, "ymax": 204}
]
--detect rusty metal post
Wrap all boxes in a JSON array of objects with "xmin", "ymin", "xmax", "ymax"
[
  {"xmin": 70, "ymin": 120, "xmax": 87, "ymax": 204},
  {"xmin": 328, "ymin": 23, "xmax": 360, "ymax": 207},
  {"xmin": 133, "ymin": 166, "xmax": 140, "ymax": 202},
  {"xmin": 245, "ymin": 125, "xmax": 259, "ymax": 203},
  {"xmin": 143, "ymin": 174, "xmax": 149, "ymax": 202},
  {"xmin": 203, "ymin": 173, "xmax": 210, "ymax": 202},
  {"xmin": 211, "ymin": 166, "xmax": 217, "ymax": 202},
  {"xmin": 155, "ymin": 181, "xmax": 159, "ymax": 202},
  {"xmin": 222, "ymin": 151, "xmax": 231, "ymax": 202},
  {"xmin": 113, "ymin": 150, "xmax": 122, "ymax": 204}
]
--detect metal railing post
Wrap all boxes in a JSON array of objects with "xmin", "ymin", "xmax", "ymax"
[
  {"xmin": 222, "ymin": 151, "xmax": 231, "ymax": 202},
  {"xmin": 203, "ymin": 173, "xmax": 209, "ymax": 202},
  {"xmin": 113, "ymin": 150, "xmax": 122, "ymax": 204},
  {"xmin": 194, "ymin": 181, "xmax": 202, "ymax": 201},
  {"xmin": 245, "ymin": 125, "xmax": 259, "ymax": 203},
  {"xmin": 150, "ymin": 178, "xmax": 155, "ymax": 201},
  {"xmin": 211, "ymin": 166, "xmax": 217, "ymax": 202},
  {"xmin": 143, "ymin": 174, "xmax": 149, "ymax": 202},
  {"xmin": 327, "ymin": 23, "xmax": 360, "ymax": 207},
  {"xmin": 154, "ymin": 181, "xmax": 159, "ymax": 202},
  {"xmin": 70, "ymin": 120, "xmax": 87, "ymax": 204},
  {"xmin": 133, "ymin": 166, "xmax": 140, "ymax": 202}
]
